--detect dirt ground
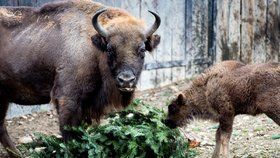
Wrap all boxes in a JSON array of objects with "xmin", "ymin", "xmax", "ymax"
[{"xmin": 1, "ymin": 80, "xmax": 279, "ymax": 157}]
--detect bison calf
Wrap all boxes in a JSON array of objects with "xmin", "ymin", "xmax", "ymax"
[{"xmin": 165, "ymin": 60, "xmax": 280, "ymax": 158}]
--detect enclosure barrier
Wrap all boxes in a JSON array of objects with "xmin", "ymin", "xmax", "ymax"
[{"xmin": 1, "ymin": 0, "xmax": 279, "ymax": 117}]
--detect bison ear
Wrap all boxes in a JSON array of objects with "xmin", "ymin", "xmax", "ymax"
[
  {"xmin": 145, "ymin": 34, "xmax": 161, "ymax": 52},
  {"xmin": 91, "ymin": 34, "xmax": 107, "ymax": 52},
  {"xmin": 177, "ymin": 93, "xmax": 186, "ymax": 105}
]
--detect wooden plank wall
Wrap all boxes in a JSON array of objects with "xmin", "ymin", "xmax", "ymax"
[
  {"xmin": 0, "ymin": 0, "xmax": 279, "ymax": 91},
  {"xmin": 0, "ymin": 0, "xmax": 56, "ymax": 6},
  {"xmin": 215, "ymin": 0, "xmax": 279, "ymax": 64}
]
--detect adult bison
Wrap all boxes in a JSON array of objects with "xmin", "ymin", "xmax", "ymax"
[{"xmin": 0, "ymin": 0, "xmax": 160, "ymax": 155}]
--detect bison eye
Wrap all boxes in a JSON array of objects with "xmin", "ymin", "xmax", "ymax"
[
  {"xmin": 107, "ymin": 44, "xmax": 115, "ymax": 57},
  {"xmin": 138, "ymin": 47, "xmax": 146, "ymax": 59},
  {"xmin": 168, "ymin": 105, "xmax": 179, "ymax": 114},
  {"xmin": 107, "ymin": 43, "xmax": 114, "ymax": 53}
]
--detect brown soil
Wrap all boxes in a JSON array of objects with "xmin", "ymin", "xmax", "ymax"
[{"xmin": 1, "ymin": 80, "xmax": 279, "ymax": 157}]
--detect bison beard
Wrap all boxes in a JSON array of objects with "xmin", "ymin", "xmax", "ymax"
[{"xmin": 0, "ymin": 0, "xmax": 161, "ymax": 156}]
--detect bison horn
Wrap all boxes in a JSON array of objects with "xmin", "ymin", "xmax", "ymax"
[
  {"xmin": 92, "ymin": 8, "xmax": 108, "ymax": 38},
  {"xmin": 146, "ymin": 11, "xmax": 161, "ymax": 37}
]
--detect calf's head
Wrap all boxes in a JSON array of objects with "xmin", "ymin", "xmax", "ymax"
[
  {"xmin": 165, "ymin": 93, "xmax": 194, "ymax": 129},
  {"xmin": 92, "ymin": 9, "xmax": 161, "ymax": 92}
]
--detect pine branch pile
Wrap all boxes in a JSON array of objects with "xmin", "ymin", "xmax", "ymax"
[{"xmin": 19, "ymin": 99, "xmax": 195, "ymax": 158}]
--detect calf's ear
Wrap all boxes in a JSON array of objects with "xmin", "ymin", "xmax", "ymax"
[
  {"xmin": 145, "ymin": 34, "xmax": 161, "ymax": 52},
  {"xmin": 177, "ymin": 93, "xmax": 186, "ymax": 105},
  {"xmin": 91, "ymin": 35, "xmax": 107, "ymax": 52}
]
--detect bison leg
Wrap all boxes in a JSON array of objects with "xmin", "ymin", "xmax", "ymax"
[
  {"xmin": 265, "ymin": 111, "xmax": 280, "ymax": 126},
  {"xmin": 0, "ymin": 99, "xmax": 21, "ymax": 157},
  {"xmin": 212, "ymin": 116, "xmax": 234, "ymax": 158},
  {"xmin": 256, "ymin": 90, "xmax": 280, "ymax": 126},
  {"xmin": 263, "ymin": 100, "xmax": 280, "ymax": 126},
  {"xmin": 53, "ymin": 98, "xmax": 83, "ymax": 141}
]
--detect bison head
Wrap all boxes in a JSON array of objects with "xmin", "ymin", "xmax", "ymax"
[
  {"xmin": 91, "ymin": 9, "xmax": 161, "ymax": 92},
  {"xmin": 165, "ymin": 94, "xmax": 195, "ymax": 129}
]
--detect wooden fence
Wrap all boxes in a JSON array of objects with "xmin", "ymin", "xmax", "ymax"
[
  {"xmin": 1, "ymin": 0, "xmax": 279, "ymax": 118},
  {"xmin": 1, "ymin": 0, "xmax": 279, "ymax": 91}
]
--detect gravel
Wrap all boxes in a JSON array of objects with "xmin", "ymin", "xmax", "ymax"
[{"xmin": 0, "ymin": 80, "xmax": 279, "ymax": 157}]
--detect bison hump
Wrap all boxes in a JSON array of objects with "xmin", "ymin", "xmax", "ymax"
[{"xmin": 0, "ymin": 8, "xmax": 23, "ymax": 27}]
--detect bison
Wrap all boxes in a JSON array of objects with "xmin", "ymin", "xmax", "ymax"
[
  {"xmin": 165, "ymin": 61, "xmax": 280, "ymax": 158},
  {"xmin": 0, "ymin": 0, "xmax": 161, "ymax": 156}
]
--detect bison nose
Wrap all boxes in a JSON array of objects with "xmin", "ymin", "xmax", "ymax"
[
  {"xmin": 164, "ymin": 119, "xmax": 177, "ymax": 129},
  {"xmin": 117, "ymin": 71, "xmax": 136, "ymax": 87}
]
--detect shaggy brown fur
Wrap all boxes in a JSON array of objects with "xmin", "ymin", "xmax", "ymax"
[
  {"xmin": 165, "ymin": 60, "xmax": 280, "ymax": 158},
  {"xmin": 0, "ymin": 0, "xmax": 160, "ymax": 156}
]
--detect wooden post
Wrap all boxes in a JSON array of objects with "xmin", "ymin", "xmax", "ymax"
[
  {"xmin": 185, "ymin": 0, "xmax": 193, "ymax": 77},
  {"xmin": 170, "ymin": 0, "xmax": 185, "ymax": 82},
  {"xmin": 216, "ymin": 0, "xmax": 229, "ymax": 62},
  {"xmin": 241, "ymin": 0, "xmax": 254, "ymax": 63},
  {"xmin": 188, "ymin": 0, "xmax": 209, "ymax": 74},
  {"xmin": 266, "ymin": 0, "xmax": 279, "ymax": 62},
  {"xmin": 253, "ymin": 0, "xmax": 267, "ymax": 63},
  {"xmin": 228, "ymin": 0, "xmax": 241, "ymax": 60}
]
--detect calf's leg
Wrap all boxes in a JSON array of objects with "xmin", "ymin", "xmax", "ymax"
[
  {"xmin": 212, "ymin": 116, "xmax": 234, "ymax": 158},
  {"xmin": 260, "ymin": 104, "xmax": 280, "ymax": 125},
  {"xmin": 265, "ymin": 96, "xmax": 280, "ymax": 125},
  {"xmin": 257, "ymin": 91, "xmax": 280, "ymax": 125},
  {"xmin": 0, "ymin": 98, "xmax": 21, "ymax": 157},
  {"xmin": 265, "ymin": 111, "xmax": 280, "ymax": 126}
]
